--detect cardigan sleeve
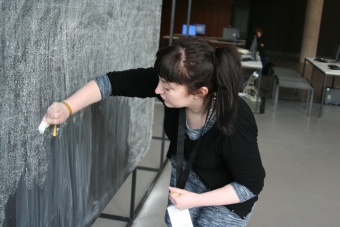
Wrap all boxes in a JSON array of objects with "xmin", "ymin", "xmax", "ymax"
[
  {"xmin": 106, "ymin": 67, "xmax": 159, "ymax": 98},
  {"xmin": 93, "ymin": 74, "xmax": 112, "ymax": 99},
  {"xmin": 224, "ymin": 99, "xmax": 266, "ymax": 195},
  {"xmin": 230, "ymin": 181, "xmax": 255, "ymax": 203}
]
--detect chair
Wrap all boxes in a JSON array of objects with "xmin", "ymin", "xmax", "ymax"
[{"xmin": 272, "ymin": 67, "xmax": 314, "ymax": 116}]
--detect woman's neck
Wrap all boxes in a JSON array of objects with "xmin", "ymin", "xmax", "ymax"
[{"xmin": 185, "ymin": 105, "xmax": 208, "ymax": 130}]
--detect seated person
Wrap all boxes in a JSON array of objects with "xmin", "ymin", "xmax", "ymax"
[{"xmin": 247, "ymin": 27, "xmax": 274, "ymax": 74}]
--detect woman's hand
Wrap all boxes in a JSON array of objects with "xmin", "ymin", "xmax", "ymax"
[
  {"xmin": 44, "ymin": 102, "xmax": 71, "ymax": 125},
  {"xmin": 168, "ymin": 186, "xmax": 200, "ymax": 210},
  {"xmin": 39, "ymin": 80, "xmax": 102, "ymax": 135},
  {"xmin": 168, "ymin": 184, "xmax": 241, "ymax": 210}
]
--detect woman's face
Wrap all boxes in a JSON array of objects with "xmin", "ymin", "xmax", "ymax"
[{"xmin": 155, "ymin": 76, "xmax": 195, "ymax": 108}]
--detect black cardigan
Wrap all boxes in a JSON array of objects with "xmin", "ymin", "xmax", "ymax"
[{"xmin": 107, "ymin": 67, "xmax": 265, "ymax": 218}]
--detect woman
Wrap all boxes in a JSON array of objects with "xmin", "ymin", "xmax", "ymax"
[{"xmin": 44, "ymin": 37, "xmax": 265, "ymax": 226}]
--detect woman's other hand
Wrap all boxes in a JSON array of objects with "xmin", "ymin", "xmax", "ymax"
[{"xmin": 168, "ymin": 186, "xmax": 200, "ymax": 210}]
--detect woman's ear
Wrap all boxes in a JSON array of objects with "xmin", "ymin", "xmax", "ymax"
[{"xmin": 195, "ymin": 87, "xmax": 209, "ymax": 98}]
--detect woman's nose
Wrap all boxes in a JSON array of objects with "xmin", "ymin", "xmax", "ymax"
[{"xmin": 155, "ymin": 81, "xmax": 163, "ymax": 95}]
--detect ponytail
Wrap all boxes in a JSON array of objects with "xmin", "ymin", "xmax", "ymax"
[{"xmin": 214, "ymin": 46, "xmax": 242, "ymax": 135}]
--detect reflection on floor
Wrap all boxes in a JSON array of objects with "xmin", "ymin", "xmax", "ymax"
[{"xmin": 93, "ymin": 55, "xmax": 340, "ymax": 227}]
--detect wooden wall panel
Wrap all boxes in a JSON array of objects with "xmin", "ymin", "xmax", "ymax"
[{"xmin": 160, "ymin": 0, "xmax": 234, "ymax": 44}]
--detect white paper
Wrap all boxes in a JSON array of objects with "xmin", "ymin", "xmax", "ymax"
[{"xmin": 167, "ymin": 205, "xmax": 193, "ymax": 227}]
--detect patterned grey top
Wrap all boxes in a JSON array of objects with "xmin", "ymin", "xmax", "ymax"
[{"xmin": 186, "ymin": 115, "xmax": 216, "ymax": 140}]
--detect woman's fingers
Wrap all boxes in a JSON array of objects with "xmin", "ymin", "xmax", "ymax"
[
  {"xmin": 45, "ymin": 102, "xmax": 69, "ymax": 125},
  {"xmin": 169, "ymin": 186, "xmax": 185, "ymax": 196},
  {"xmin": 39, "ymin": 102, "xmax": 70, "ymax": 134}
]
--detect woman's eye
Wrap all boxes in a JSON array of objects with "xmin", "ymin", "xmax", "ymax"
[{"xmin": 164, "ymin": 87, "xmax": 170, "ymax": 91}]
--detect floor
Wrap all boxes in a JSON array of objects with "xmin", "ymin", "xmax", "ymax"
[{"xmin": 92, "ymin": 55, "xmax": 340, "ymax": 227}]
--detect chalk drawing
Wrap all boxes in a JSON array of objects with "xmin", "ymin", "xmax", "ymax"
[{"xmin": 0, "ymin": 0, "xmax": 161, "ymax": 226}]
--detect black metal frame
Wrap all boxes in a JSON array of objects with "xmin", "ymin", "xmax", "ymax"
[{"xmin": 99, "ymin": 127, "xmax": 169, "ymax": 227}]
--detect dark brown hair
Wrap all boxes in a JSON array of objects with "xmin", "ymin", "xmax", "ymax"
[
  {"xmin": 154, "ymin": 37, "xmax": 241, "ymax": 135},
  {"xmin": 254, "ymin": 27, "xmax": 263, "ymax": 34}
]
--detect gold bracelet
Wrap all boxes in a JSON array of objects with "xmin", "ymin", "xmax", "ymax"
[{"xmin": 61, "ymin": 101, "xmax": 72, "ymax": 116}]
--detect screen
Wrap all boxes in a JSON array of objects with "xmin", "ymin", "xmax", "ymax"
[
  {"xmin": 195, "ymin": 24, "xmax": 206, "ymax": 35},
  {"xmin": 182, "ymin": 24, "xmax": 197, "ymax": 36},
  {"xmin": 333, "ymin": 43, "xmax": 340, "ymax": 62},
  {"xmin": 222, "ymin": 27, "xmax": 240, "ymax": 41},
  {"xmin": 249, "ymin": 35, "xmax": 258, "ymax": 60}
]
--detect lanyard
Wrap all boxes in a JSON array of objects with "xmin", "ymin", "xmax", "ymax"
[{"xmin": 176, "ymin": 93, "xmax": 216, "ymax": 189}]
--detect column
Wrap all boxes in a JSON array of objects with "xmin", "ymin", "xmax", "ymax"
[{"xmin": 299, "ymin": 0, "xmax": 324, "ymax": 63}]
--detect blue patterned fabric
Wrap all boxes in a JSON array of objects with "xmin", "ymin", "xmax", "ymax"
[
  {"xmin": 93, "ymin": 74, "xmax": 112, "ymax": 99},
  {"xmin": 165, "ymin": 156, "xmax": 254, "ymax": 227},
  {"xmin": 185, "ymin": 116, "xmax": 216, "ymax": 140}
]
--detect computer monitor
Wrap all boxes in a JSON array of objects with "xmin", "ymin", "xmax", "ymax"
[
  {"xmin": 333, "ymin": 42, "xmax": 340, "ymax": 62},
  {"xmin": 249, "ymin": 35, "xmax": 258, "ymax": 60},
  {"xmin": 182, "ymin": 24, "xmax": 197, "ymax": 36},
  {"xmin": 222, "ymin": 27, "xmax": 240, "ymax": 41},
  {"xmin": 195, "ymin": 24, "xmax": 206, "ymax": 36}
]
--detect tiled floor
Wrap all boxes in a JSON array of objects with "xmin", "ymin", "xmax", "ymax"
[{"xmin": 93, "ymin": 55, "xmax": 340, "ymax": 227}]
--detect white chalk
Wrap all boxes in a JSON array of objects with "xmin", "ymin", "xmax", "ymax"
[{"xmin": 38, "ymin": 120, "xmax": 49, "ymax": 134}]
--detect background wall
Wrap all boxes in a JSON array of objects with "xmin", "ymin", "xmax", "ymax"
[
  {"xmin": 317, "ymin": 0, "xmax": 340, "ymax": 57},
  {"xmin": 0, "ymin": 0, "xmax": 162, "ymax": 226},
  {"xmin": 159, "ymin": 0, "xmax": 234, "ymax": 41},
  {"xmin": 160, "ymin": 0, "xmax": 340, "ymax": 57},
  {"xmin": 247, "ymin": 0, "xmax": 307, "ymax": 54}
]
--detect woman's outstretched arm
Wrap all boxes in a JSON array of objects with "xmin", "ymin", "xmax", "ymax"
[
  {"xmin": 42, "ymin": 67, "xmax": 158, "ymax": 128},
  {"xmin": 44, "ymin": 80, "xmax": 101, "ymax": 125}
]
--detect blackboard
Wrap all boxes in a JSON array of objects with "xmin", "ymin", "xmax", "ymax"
[{"xmin": 0, "ymin": 0, "xmax": 162, "ymax": 226}]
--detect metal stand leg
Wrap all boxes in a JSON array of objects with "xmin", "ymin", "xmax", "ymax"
[
  {"xmin": 274, "ymin": 84, "xmax": 280, "ymax": 112},
  {"xmin": 272, "ymin": 77, "xmax": 277, "ymax": 99},
  {"xmin": 255, "ymin": 69, "xmax": 262, "ymax": 111},
  {"xmin": 308, "ymin": 89, "xmax": 314, "ymax": 116},
  {"xmin": 319, "ymin": 74, "xmax": 328, "ymax": 117},
  {"xmin": 302, "ymin": 58, "xmax": 307, "ymax": 77},
  {"xmin": 100, "ymin": 109, "xmax": 169, "ymax": 226},
  {"xmin": 130, "ymin": 169, "xmax": 137, "ymax": 220},
  {"xmin": 311, "ymin": 66, "xmax": 315, "ymax": 84},
  {"xmin": 99, "ymin": 169, "xmax": 137, "ymax": 223}
]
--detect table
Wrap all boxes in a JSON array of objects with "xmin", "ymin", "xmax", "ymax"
[
  {"xmin": 302, "ymin": 57, "xmax": 340, "ymax": 117},
  {"xmin": 162, "ymin": 35, "xmax": 246, "ymax": 48}
]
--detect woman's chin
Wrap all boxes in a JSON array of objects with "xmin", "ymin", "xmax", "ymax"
[
  {"xmin": 163, "ymin": 102, "xmax": 173, "ymax": 108},
  {"xmin": 163, "ymin": 101, "xmax": 176, "ymax": 108}
]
